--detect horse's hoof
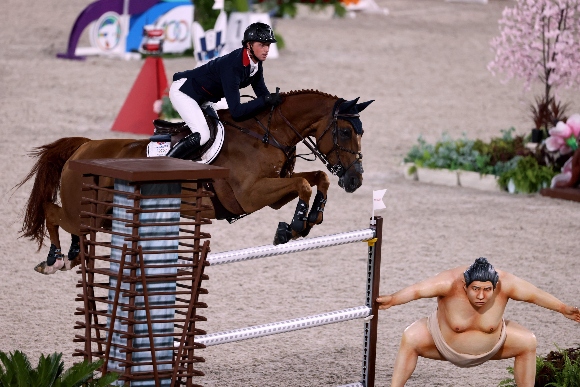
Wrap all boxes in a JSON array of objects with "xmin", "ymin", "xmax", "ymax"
[
  {"xmin": 34, "ymin": 259, "xmax": 64, "ymax": 275},
  {"xmin": 60, "ymin": 259, "xmax": 74, "ymax": 271},
  {"xmin": 273, "ymin": 222, "xmax": 292, "ymax": 245},
  {"xmin": 300, "ymin": 226, "xmax": 312, "ymax": 238}
]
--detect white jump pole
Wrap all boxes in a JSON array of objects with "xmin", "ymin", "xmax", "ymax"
[
  {"xmin": 197, "ymin": 218, "xmax": 383, "ymax": 387},
  {"xmin": 206, "ymin": 228, "xmax": 375, "ymax": 265},
  {"xmin": 196, "ymin": 306, "xmax": 371, "ymax": 346}
]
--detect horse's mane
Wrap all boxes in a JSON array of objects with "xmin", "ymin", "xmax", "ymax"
[{"xmin": 281, "ymin": 89, "xmax": 338, "ymax": 99}]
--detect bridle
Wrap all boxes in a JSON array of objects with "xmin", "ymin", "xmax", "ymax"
[
  {"xmin": 277, "ymin": 98, "xmax": 363, "ymax": 178},
  {"xmin": 219, "ymin": 97, "xmax": 363, "ymax": 178}
]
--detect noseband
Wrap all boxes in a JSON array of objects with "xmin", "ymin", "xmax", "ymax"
[{"xmin": 278, "ymin": 98, "xmax": 363, "ymax": 178}]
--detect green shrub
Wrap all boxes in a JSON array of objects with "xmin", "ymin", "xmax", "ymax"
[
  {"xmin": 497, "ymin": 156, "xmax": 557, "ymax": 194},
  {"xmin": 0, "ymin": 351, "xmax": 118, "ymax": 387},
  {"xmin": 499, "ymin": 347, "xmax": 580, "ymax": 387},
  {"xmin": 404, "ymin": 131, "xmax": 518, "ymax": 175},
  {"xmin": 404, "ymin": 129, "xmax": 556, "ymax": 193}
]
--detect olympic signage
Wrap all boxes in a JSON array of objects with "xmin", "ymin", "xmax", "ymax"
[{"xmin": 60, "ymin": 0, "xmax": 277, "ymax": 60}]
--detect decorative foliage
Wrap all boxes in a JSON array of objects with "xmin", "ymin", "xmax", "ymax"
[
  {"xmin": 499, "ymin": 346, "xmax": 580, "ymax": 387},
  {"xmin": 404, "ymin": 129, "xmax": 558, "ymax": 194},
  {"xmin": 0, "ymin": 350, "xmax": 118, "ymax": 387},
  {"xmin": 488, "ymin": 0, "xmax": 580, "ymax": 102},
  {"xmin": 496, "ymin": 155, "xmax": 557, "ymax": 193},
  {"xmin": 405, "ymin": 129, "xmax": 533, "ymax": 176},
  {"xmin": 256, "ymin": 0, "xmax": 346, "ymax": 18}
]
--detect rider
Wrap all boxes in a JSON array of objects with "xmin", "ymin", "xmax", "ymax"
[{"xmin": 166, "ymin": 22, "xmax": 283, "ymax": 159}]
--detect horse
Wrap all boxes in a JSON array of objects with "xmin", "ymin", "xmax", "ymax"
[{"xmin": 17, "ymin": 90, "xmax": 373, "ymax": 274}]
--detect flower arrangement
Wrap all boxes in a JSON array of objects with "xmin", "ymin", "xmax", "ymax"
[
  {"xmin": 153, "ymin": 95, "xmax": 181, "ymax": 121},
  {"xmin": 488, "ymin": 0, "xmax": 580, "ymax": 137},
  {"xmin": 546, "ymin": 114, "xmax": 580, "ymax": 154},
  {"xmin": 545, "ymin": 113, "xmax": 580, "ymax": 187}
]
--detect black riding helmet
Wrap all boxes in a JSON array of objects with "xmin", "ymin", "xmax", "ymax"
[{"xmin": 241, "ymin": 22, "xmax": 277, "ymax": 47}]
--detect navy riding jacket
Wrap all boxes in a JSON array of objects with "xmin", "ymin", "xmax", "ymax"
[{"xmin": 172, "ymin": 48, "xmax": 270, "ymax": 121}]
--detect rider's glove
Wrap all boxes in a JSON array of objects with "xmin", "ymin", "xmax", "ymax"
[{"xmin": 264, "ymin": 90, "xmax": 282, "ymax": 107}]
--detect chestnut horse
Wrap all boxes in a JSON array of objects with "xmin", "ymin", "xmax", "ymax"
[{"xmin": 18, "ymin": 90, "xmax": 373, "ymax": 274}]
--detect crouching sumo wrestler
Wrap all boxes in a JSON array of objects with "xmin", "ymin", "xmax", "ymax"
[{"xmin": 377, "ymin": 257, "xmax": 580, "ymax": 387}]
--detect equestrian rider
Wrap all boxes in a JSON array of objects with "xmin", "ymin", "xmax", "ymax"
[{"xmin": 167, "ymin": 22, "xmax": 282, "ymax": 159}]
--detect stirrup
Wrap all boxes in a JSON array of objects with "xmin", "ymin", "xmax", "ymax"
[{"xmin": 166, "ymin": 132, "xmax": 201, "ymax": 159}]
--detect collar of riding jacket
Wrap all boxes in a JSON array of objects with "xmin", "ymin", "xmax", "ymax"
[
  {"xmin": 243, "ymin": 48, "xmax": 259, "ymax": 76},
  {"xmin": 243, "ymin": 48, "xmax": 251, "ymax": 66}
]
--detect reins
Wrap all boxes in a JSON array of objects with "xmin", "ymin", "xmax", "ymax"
[
  {"xmin": 210, "ymin": 96, "xmax": 362, "ymax": 178},
  {"xmin": 277, "ymin": 98, "xmax": 363, "ymax": 178}
]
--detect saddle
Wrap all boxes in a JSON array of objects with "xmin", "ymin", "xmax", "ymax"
[{"xmin": 152, "ymin": 107, "xmax": 220, "ymax": 161}]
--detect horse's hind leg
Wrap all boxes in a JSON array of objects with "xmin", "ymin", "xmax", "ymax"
[
  {"xmin": 34, "ymin": 203, "xmax": 66, "ymax": 274},
  {"xmin": 64, "ymin": 234, "xmax": 81, "ymax": 270}
]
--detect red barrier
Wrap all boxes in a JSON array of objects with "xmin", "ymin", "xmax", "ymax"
[{"xmin": 111, "ymin": 56, "xmax": 168, "ymax": 135}]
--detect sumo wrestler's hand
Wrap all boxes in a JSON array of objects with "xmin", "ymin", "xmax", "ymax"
[
  {"xmin": 376, "ymin": 295, "xmax": 394, "ymax": 310},
  {"xmin": 562, "ymin": 305, "xmax": 580, "ymax": 323}
]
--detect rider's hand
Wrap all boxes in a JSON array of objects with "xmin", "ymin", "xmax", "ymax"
[{"xmin": 264, "ymin": 90, "xmax": 282, "ymax": 107}]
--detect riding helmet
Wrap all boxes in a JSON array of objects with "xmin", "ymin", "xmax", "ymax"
[{"xmin": 241, "ymin": 22, "xmax": 277, "ymax": 46}]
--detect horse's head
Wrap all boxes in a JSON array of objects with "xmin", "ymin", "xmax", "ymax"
[{"xmin": 316, "ymin": 97, "xmax": 374, "ymax": 193}]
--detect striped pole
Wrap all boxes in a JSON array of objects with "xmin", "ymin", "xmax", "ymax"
[
  {"xmin": 195, "ymin": 306, "xmax": 371, "ymax": 346},
  {"xmin": 207, "ymin": 228, "xmax": 375, "ymax": 266}
]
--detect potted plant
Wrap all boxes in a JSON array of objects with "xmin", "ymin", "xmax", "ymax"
[
  {"xmin": 153, "ymin": 95, "xmax": 181, "ymax": 122},
  {"xmin": 499, "ymin": 346, "xmax": 580, "ymax": 387},
  {"xmin": 497, "ymin": 156, "xmax": 557, "ymax": 194},
  {"xmin": 0, "ymin": 350, "xmax": 118, "ymax": 386}
]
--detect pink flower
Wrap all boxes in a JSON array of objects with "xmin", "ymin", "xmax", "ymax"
[
  {"xmin": 546, "ymin": 114, "xmax": 580, "ymax": 154},
  {"xmin": 567, "ymin": 113, "xmax": 580, "ymax": 136},
  {"xmin": 153, "ymin": 99, "xmax": 162, "ymax": 114},
  {"xmin": 550, "ymin": 156, "xmax": 573, "ymax": 188}
]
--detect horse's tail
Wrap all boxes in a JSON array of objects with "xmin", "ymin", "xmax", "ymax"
[{"xmin": 16, "ymin": 137, "xmax": 91, "ymax": 249}]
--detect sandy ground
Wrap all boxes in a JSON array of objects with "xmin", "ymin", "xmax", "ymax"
[{"xmin": 1, "ymin": 0, "xmax": 579, "ymax": 385}]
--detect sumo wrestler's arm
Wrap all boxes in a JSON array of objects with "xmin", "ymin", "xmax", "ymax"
[
  {"xmin": 376, "ymin": 269, "xmax": 454, "ymax": 310},
  {"xmin": 502, "ymin": 271, "xmax": 580, "ymax": 323}
]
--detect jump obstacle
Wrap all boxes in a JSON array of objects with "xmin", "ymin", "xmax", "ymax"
[
  {"xmin": 198, "ymin": 222, "xmax": 382, "ymax": 387},
  {"xmin": 70, "ymin": 158, "xmax": 382, "ymax": 387}
]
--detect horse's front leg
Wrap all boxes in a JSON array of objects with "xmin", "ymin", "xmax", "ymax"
[
  {"xmin": 236, "ymin": 173, "xmax": 329, "ymax": 245},
  {"xmin": 268, "ymin": 171, "xmax": 330, "ymax": 238}
]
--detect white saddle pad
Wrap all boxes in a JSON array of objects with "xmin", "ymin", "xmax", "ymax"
[
  {"xmin": 146, "ymin": 120, "xmax": 225, "ymax": 163},
  {"xmin": 198, "ymin": 119, "xmax": 224, "ymax": 164}
]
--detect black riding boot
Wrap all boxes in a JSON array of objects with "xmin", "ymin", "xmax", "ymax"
[{"xmin": 166, "ymin": 132, "xmax": 201, "ymax": 159}]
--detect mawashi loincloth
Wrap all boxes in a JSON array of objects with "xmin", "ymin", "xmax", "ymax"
[{"xmin": 427, "ymin": 309, "xmax": 507, "ymax": 368}]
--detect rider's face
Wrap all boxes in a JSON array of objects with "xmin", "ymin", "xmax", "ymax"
[{"xmin": 249, "ymin": 42, "xmax": 270, "ymax": 62}]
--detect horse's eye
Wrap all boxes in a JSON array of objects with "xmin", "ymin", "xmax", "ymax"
[{"xmin": 339, "ymin": 128, "xmax": 351, "ymax": 139}]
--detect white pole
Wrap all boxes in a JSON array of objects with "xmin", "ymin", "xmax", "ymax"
[
  {"xmin": 195, "ymin": 306, "xmax": 371, "ymax": 346},
  {"xmin": 207, "ymin": 228, "xmax": 375, "ymax": 266}
]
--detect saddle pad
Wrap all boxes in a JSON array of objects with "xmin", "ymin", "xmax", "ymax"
[
  {"xmin": 146, "ymin": 141, "xmax": 171, "ymax": 157},
  {"xmin": 198, "ymin": 118, "xmax": 224, "ymax": 164}
]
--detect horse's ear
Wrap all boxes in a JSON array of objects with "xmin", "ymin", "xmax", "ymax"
[
  {"xmin": 339, "ymin": 97, "xmax": 360, "ymax": 114},
  {"xmin": 356, "ymin": 100, "xmax": 374, "ymax": 113}
]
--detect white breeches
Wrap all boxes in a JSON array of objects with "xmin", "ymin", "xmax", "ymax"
[{"xmin": 169, "ymin": 78, "xmax": 210, "ymax": 145}]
